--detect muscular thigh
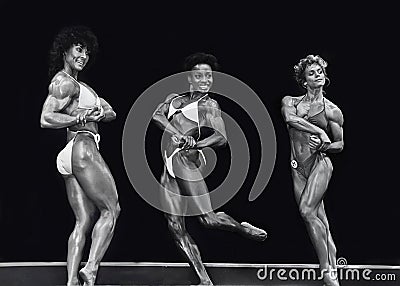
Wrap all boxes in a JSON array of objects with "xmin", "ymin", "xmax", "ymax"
[
  {"xmin": 300, "ymin": 156, "xmax": 333, "ymax": 209},
  {"xmin": 292, "ymin": 170, "xmax": 307, "ymax": 205},
  {"xmin": 71, "ymin": 136, "xmax": 119, "ymax": 209},
  {"xmin": 64, "ymin": 175, "xmax": 96, "ymax": 220}
]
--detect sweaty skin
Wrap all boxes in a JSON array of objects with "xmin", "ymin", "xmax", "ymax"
[
  {"xmin": 40, "ymin": 43, "xmax": 120, "ymax": 286},
  {"xmin": 152, "ymin": 64, "xmax": 267, "ymax": 285},
  {"xmin": 281, "ymin": 64, "xmax": 344, "ymax": 286}
]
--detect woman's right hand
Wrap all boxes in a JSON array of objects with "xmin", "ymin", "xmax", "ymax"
[
  {"xmin": 74, "ymin": 109, "xmax": 91, "ymax": 126},
  {"xmin": 172, "ymin": 134, "xmax": 197, "ymax": 149}
]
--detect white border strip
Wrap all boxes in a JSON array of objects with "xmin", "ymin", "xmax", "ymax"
[{"xmin": 0, "ymin": 262, "xmax": 399, "ymax": 269}]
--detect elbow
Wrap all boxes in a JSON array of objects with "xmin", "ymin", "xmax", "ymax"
[
  {"xmin": 284, "ymin": 115, "xmax": 297, "ymax": 125},
  {"xmin": 40, "ymin": 115, "xmax": 50, "ymax": 129},
  {"xmin": 331, "ymin": 141, "xmax": 344, "ymax": 153},
  {"xmin": 110, "ymin": 110, "xmax": 117, "ymax": 120},
  {"xmin": 152, "ymin": 113, "xmax": 162, "ymax": 124},
  {"xmin": 338, "ymin": 141, "xmax": 344, "ymax": 152},
  {"xmin": 218, "ymin": 134, "xmax": 228, "ymax": 147}
]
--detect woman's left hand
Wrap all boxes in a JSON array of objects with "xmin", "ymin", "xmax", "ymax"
[{"xmin": 87, "ymin": 106, "xmax": 105, "ymax": 122}]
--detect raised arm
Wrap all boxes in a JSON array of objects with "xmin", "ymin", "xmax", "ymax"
[
  {"xmin": 196, "ymin": 99, "xmax": 227, "ymax": 149},
  {"xmin": 152, "ymin": 93, "xmax": 184, "ymax": 138},
  {"xmin": 281, "ymin": 96, "xmax": 330, "ymax": 143},
  {"xmin": 40, "ymin": 76, "xmax": 78, "ymax": 129},
  {"xmin": 323, "ymin": 103, "xmax": 344, "ymax": 153}
]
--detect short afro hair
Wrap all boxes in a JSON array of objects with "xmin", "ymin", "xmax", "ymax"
[
  {"xmin": 48, "ymin": 25, "xmax": 98, "ymax": 78},
  {"xmin": 183, "ymin": 52, "xmax": 220, "ymax": 71},
  {"xmin": 294, "ymin": 54, "xmax": 329, "ymax": 88}
]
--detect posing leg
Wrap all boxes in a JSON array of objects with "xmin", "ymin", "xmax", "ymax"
[
  {"xmin": 174, "ymin": 160, "xmax": 266, "ymax": 241},
  {"xmin": 161, "ymin": 169, "xmax": 213, "ymax": 285},
  {"xmin": 167, "ymin": 214, "xmax": 213, "ymax": 285},
  {"xmin": 318, "ymin": 202, "xmax": 337, "ymax": 270},
  {"xmin": 292, "ymin": 171, "xmax": 337, "ymax": 270},
  {"xmin": 71, "ymin": 135, "xmax": 121, "ymax": 286},
  {"xmin": 64, "ymin": 176, "xmax": 97, "ymax": 286},
  {"xmin": 296, "ymin": 158, "xmax": 338, "ymax": 286}
]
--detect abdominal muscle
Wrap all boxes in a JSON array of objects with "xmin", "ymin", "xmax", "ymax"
[
  {"xmin": 289, "ymin": 128, "xmax": 317, "ymax": 162},
  {"xmin": 66, "ymin": 106, "xmax": 99, "ymax": 141}
]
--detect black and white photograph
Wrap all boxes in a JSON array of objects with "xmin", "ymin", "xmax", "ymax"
[{"xmin": 2, "ymin": 2, "xmax": 399, "ymax": 286}]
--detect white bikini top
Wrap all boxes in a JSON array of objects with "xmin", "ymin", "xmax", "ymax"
[
  {"xmin": 165, "ymin": 93, "xmax": 208, "ymax": 177},
  {"xmin": 62, "ymin": 71, "xmax": 101, "ymax": 110},
  {"xmin": 167, "ymin": 93, "xmax": 207, "ymax": 123}
]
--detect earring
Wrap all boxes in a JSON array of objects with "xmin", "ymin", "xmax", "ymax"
[{"xmin": 303, "ymin": 82, "xmax": 307, "ymax": 86}]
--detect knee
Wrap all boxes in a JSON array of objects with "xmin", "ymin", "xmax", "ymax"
[
  {"xmin": 167, "ymin": 219, "xmax": 185, "ymax": 237},
  {"xmin": 299, "ymin": 205, "xmax": 317, "ymax": 221},
  {"xmin": 100, "ymin": 209, "xmax": 118, "ymax": 228},
  {"xmin": 115, "ymin": 203, "xmax": 121, "ymax": 219}
]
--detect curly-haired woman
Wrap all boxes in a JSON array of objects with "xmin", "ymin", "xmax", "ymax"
[
  {"xmin": 40, "ymin": 25, "xmax": 120, "ymax": 286},
  {"xmin": 281, "ymin": 55, "xmax": 344, "ymax": 286}
]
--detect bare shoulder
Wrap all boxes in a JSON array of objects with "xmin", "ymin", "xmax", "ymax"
[
  {"xmin": 48, "ymin": 73, "xmax": 78, "ymax": 99},
  {"xmin": 164, "ymin": 93, "xmax": 180, "ymax": 103},
  {"xmin": 324, "ymin": 97, "xmax": 344, "ymax": 125},
  {"xmin": 282, "ymin": 95, "xmax": 303, "ymax": 106}
]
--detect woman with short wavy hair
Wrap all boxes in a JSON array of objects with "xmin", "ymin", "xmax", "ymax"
[{"xmin": 282, "ymin": 55, "xmax": 344, "ymax": 286}]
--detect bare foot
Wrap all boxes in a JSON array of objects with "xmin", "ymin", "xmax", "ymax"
[
  {"xmin": 79, "ymin": 268, "xmax": 96, "ymax": 286},
  {"xmin": 322, "ymin": 272, "xmax": 340, "ymax": 286},
  {"xmin": 241, "ymin": 222, "xmax": 267, "ymax": 241},
  {"xmin": 66, "ymin": 280, "xmax": 81, "ymax": 286}
]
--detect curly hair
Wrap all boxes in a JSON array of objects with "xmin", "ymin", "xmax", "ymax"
[
  {"xmin": 183, "ymin": 52, "xmax": 220, "ymax": 71},
  {"xmin": 48, "ymin": 25, "xmax": 99, "ymax": 78},
  {"xmin": 294, "ymin": 55, "xmax": 330, "ymax": 88}
]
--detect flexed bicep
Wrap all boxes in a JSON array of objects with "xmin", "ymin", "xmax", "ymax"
[
  {"xmin": 207, "ymin": 100, "xmax": 227, "ymax": 139},
  {"xmin": 40, "ymin": 76, "xmax": 78, "ymax": 129},
  {"xmin": 196, "ymin": 99, "xmax": 227, "ymax": 149},
  {"xmin": 326, "ymin": 106, "xmax": 344, "ymax": 152}
]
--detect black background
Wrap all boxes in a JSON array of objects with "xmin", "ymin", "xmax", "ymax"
[{"xmin": 3, "ymin": 3, "xmax": 399, "ymax": 266}]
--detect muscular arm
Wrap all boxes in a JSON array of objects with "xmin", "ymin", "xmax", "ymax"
[
  {"xmin": 152, "ymin": 93, "xmax": 184, "ymax": 138},
  {"xmin": 196, "ymin": 99, "xmax": 227, "ymax": 149},
  {"xmin": 281, "ymin": 96, "xmax": 330, "ymax": 143},
  {"xmin": 40, "ymin": 77, "xmax": 78, "ymax": 129},
  {"xmin": 324, "ymin": 105, "xmax": 344, "ymax": 153}
]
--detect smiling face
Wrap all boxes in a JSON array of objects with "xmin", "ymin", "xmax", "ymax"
[
  {"xmin": 304, "ymin": 63, "xmax": 326, "ymax": 88},
  {"xmin": 64, "ymin": 44, "xmax": 90, "ymax": 72},
  {"xmin": 188, "ymin": 64, "xmax": 213, "ymax": 93}
]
